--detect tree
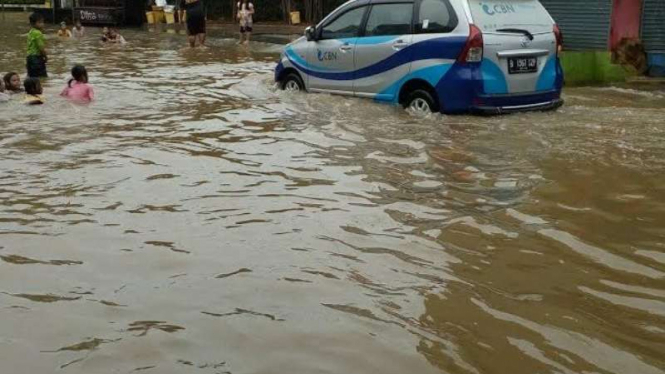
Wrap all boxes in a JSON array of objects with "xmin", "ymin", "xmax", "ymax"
[
  {"xmin": 301, "ymin": 0, "xmax": 323, "ymax": 24},
  {"xmin": 280, "ymin": 0, "xmax": 291, "ymax": 23}
]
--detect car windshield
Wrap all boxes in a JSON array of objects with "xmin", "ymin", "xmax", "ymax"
[{"xmin": 468, "ymin": 0, "xmax": 552, "ymax": 34}]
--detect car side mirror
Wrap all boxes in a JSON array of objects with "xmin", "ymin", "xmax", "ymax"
[{"xmin": 305, "ymin": 26, "xmax": 316, "ymax": 42}]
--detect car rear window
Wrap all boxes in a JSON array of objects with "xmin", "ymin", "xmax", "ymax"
[{"xmin": 468, "ymin": 0, "xmax": 553, "ymax": 33}]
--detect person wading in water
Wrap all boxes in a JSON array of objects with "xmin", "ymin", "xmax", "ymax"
[{"xmin": 181, "ymin": 0, "xmax": 206, "ymax": 48}]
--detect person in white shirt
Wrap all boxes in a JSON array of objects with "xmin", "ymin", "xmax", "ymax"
[
  {"xmin": 73, "ymin": 19, "xmax": 85, "ymax": 37},
  {"xmin": 237, "ymin": 0, "xmax": 254, "ymax": 45}
]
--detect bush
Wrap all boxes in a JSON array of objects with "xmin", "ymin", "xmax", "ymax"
[{"xmin": 4, "ymin": 0, "xmax": 45, "ymax": 4}]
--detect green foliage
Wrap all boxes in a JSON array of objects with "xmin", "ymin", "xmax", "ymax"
[{"xmin": 3, "ymin": 0, "xmax": 45, "ymax": 4}]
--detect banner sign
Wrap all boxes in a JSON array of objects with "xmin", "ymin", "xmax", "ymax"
[{"xmin": 74, "ymin": 7, "xmax": 122, "ymax": 24}]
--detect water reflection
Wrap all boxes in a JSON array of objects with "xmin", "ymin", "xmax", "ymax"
[{"xmin": 1, "ymin": 13, "xmax": 664, "ymax": 374}]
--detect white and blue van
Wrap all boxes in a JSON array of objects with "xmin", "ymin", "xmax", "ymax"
[{"xmin": 275, "ymin": 0, "xmax": 564, "ymax": 114}]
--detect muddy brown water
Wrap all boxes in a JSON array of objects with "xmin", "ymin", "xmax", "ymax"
[{"xmin": 1, "ymin": 13, "xmax": 664, "ymax": 374}]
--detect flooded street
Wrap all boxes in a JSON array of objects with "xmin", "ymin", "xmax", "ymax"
[{"xmin": 1, "ymin": 14, "xmax": 665, "ymax": 374}]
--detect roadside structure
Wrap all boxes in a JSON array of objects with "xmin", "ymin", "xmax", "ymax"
[{"xmin": 540, "ymin": 0, "xmax": 665, "ymax": 82}]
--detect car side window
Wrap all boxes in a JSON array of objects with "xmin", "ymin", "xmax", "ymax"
[
  {"xmin": 416, "ymin": 0, "xmax": 458, "ymax": 34},
  {"xmin": 364, "ymin": 3, "xmax": 414, "ymax": 37},
  {"xmin": 320, "ymin": 6, "xmax": 368, "ymax": 40}
]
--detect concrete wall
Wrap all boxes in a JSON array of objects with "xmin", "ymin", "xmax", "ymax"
[{"xmin": 560, "ymin": 52, "xmax": 633, "ymax": 85}]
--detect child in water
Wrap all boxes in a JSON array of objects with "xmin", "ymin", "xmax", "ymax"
[
  {"xmin": 73, "ymin": 20, "xmax": 85, "ymax": 37},
  {"xmin": 0, "ymin": 80, "xmax": 10, "ymax": 102},
  {"xmin": 24, "ymin": 77, "xmax": 44, "ymax": 105},
  {"xmin": 61, "ymin": 65, "xmax": 94, "ymax": 102},
  {"xmin": 3, "ymin": 72, "xmax": 23, "ymax": 93},
  {"xmin": 57, "ymin": 21, "xmax": 73, "ymax": 38},
  {"xmin": 101, "ymin": 27, "xmax": 109, "ymax": 42},
  {"xmin": 106, "ymin": 28, "xmax": 126, "ymax": 44}
]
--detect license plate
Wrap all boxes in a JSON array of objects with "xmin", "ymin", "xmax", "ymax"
[{"xmin": 508, "ymin": 57, "xmax": 538, "ymax": 74}]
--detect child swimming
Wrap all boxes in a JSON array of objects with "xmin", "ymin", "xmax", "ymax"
[
  {"xmin": 57, "ymin": 21, "xmax": 73, "ymax": 38},
  {"xmin": 60, "ymin": 65, "xmax": 94, "ymax": 102},
  {"xmin": 3, "ymin": 72, "xmax": 23, "ymax": 93},
  {"xmin": 106, "ymin": 28, "xmax": 126, "ymax": 44},
  {"xmin": 24, "ymin": 77, "xmax": 44, "ymax": 105},
  {"xmin": 0, "ymin": 80, "xmax": 10, "ymax": 102},
  {"xmin": 101, "ymin": 27, "xmax": 110, "ymax": 42}
]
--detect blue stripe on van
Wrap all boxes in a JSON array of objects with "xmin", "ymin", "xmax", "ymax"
[
  {"xmin": 376, "ymin": 63, "xmax": 453, "ymax": 102},
  {"xmin": 286, "ymin": 36, "xmax": 467, "ymax": 81},
  {"xmin": 536, "ymin": 56, "xmax": 557, "ymax": 91},
  {"xmin": 480, "ymin": 59, "xmax": 508, "ymax": 94}
]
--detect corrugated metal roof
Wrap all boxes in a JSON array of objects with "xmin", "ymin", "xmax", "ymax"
[
  {"xmin": 642, "ymin": 0, "xmax": 665, "ymax": 52},
  {"xmin": 540, "ymin": 0, "xmax": 611, "ymax": 51}
]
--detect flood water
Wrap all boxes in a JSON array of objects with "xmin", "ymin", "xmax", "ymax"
[{"xmin": 1, "ymin": 13, "xmax": 664, "ymax": 374}]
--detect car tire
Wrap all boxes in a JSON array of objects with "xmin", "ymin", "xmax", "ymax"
[
  {"xmin": 281, "ymin": 73, "xmax": 305, "ymax": 92},
  {"xmin": 404, "ymin": 89, "xmax": 439, "ymax": 114}
]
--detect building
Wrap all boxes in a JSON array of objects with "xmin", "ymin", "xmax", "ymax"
[
  {"xmin": 3, "ymin": 0, "xmax": 145, "ymax": 26},
  {"xmin": 540, "ymin": 0, "xmax": 665, "ymax": 81}
]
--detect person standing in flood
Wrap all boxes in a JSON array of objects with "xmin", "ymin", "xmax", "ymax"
[
  {"xmin": 181, "ymin": 0, "xmax": 206, "ymax": 48},
  {"xmin": 26, "ymin": 13, "xmax": 48, "ymax": 78},
  {"xmin": 237, "ymin": 0, "xmax": 254, "ymax": 45}
]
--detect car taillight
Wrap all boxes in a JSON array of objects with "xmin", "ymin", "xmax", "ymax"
[
  {"xmin": 553, "ymin": 24, "xmax": 563, "ymax": 55},
  {"xmin": 458, "ymin": 24, "xmax": 483, "ymax": 63}
]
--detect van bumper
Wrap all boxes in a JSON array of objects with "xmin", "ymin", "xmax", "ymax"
[
  {"xmin": 470, "ymin": 90, "xmax": 563, "ymax": 115},
  {"xmin": 275, "ymin": 61, "xmax": 285, "ymax": 82}
]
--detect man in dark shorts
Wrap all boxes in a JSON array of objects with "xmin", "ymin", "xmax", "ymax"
[{"xmin": 181, "ymin": 0, "xmax": 206, "ymax": 47}]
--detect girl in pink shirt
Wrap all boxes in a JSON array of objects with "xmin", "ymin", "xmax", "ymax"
[{"xmin": 61, "ymin": 65, "xmax": 94, "ymax": 102}]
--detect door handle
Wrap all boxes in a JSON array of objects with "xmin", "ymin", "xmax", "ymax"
[
  {"xmin": 393, "ymin": 40, "xmax": 409, "ymax": 50},
  {"xmin": 340, "ymin": 43, "xmax": 353, "ymax": 52}
]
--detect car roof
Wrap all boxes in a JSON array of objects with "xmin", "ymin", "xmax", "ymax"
[
  {"xmin": 335, "ymin": 0, "xmax": 417, "ymax": 11},
  {"xmin": 321, "ymin": 0, "xmax": 454, "ymax": 26}
]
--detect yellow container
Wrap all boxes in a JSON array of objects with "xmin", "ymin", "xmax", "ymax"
[
  {"xmin": 145, "ymin": 11, "xmax": 155, "ymax": 24},
  {"xmin": 165, "ymin": 12, "xmax": 175, "ymax": 24},
  {"xmin": 290, "ymin": 11, "xmax": 301, "ymax": 25},
  {"xmin": 152, "ymin": 7, "xmax": 166, "ymax": 23}
]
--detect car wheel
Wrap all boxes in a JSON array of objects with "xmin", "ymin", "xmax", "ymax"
[
  {"xmin": 404, "ymin": 89, "xmax": 439, "ymax": 114},
  {"xmin": 281, "ymin": 73, "xmax": 305, "ymax": 92}
]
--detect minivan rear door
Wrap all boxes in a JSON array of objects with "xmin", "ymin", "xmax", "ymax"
[{"xmin": 467, "ymin": 0, "xmax": 557, "ymax": 94}]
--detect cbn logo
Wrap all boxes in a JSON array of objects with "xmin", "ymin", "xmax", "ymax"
[
  {"xmin": 317, "ymin": 50, "xmax": 338, "ymax": 61},
  {"xmin": 479, "ymin": 2, "xmax": 517, "ymax": 15}
]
